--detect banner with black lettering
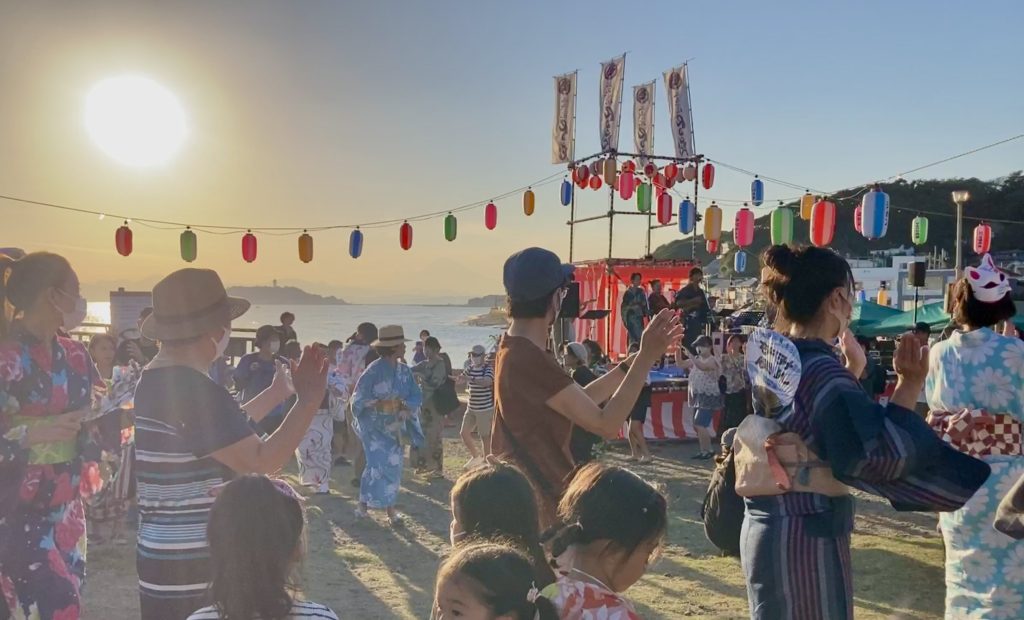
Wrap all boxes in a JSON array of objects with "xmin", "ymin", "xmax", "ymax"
[
  {"xmin": 633, "ymin": 81, "xmax": 655, "ymax": 163},
  {"xmin": 598, "ymin": 54, "xmax": 626, "ymax": 153},
  {"xmin": 663, "ymin": 64, "xmax": 695, "ymax": 158},
  {"xmin": 551, "ymin": 72, "xmax": 577, "ymax": 164}
]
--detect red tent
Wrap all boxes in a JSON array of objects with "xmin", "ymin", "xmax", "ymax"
[{"xmin": 572, "ymin": 258, "xmax": 698, "ymax": 359}]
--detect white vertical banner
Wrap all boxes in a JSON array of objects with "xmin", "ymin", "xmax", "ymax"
[
  {"xmin": 664, "ymin": 64, "xmax": 696, "ymax": 158},
  {"xmin": 551, "ymin": 72, "xmax": 577, "ymax": 164},
  {"xmin": 632, "ymin": 81, "xmax": 655, "ymax": 164},
  {"xmin": 598, "ymin": 54, "xmax": 626, "ymax": 153}
]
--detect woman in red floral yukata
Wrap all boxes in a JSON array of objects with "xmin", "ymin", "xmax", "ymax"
[{"xmin": 0, "ymin": 252, "xmax": 121, "ymax": 620}]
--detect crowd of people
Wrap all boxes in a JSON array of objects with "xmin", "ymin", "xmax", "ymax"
[{"xmin": 1, "ymin": 242, "xmax": 1024, "ymax": 619}]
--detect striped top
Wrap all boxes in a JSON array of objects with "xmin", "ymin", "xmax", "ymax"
[
  {"xmin": 134, "ymin": 366, "xmax": 257, "ymax": 616},
  {"xmin": 464, "ymin": 364, "xmax": 494, "ymax": 411},
  {"xmin": 187, "ymin": 600, "xmax": 339, "ymax": 619}
]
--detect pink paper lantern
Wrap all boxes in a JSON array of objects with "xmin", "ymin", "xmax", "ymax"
[{"xmin": 734, "ymin": 207, "xmax": 754, "ymax": 248}]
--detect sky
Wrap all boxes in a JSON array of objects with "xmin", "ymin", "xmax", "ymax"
[{"xmin": 1, "ymin": 1, "xmax": 1022, "ymax": 304}]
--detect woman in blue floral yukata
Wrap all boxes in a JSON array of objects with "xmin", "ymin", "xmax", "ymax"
[
  {"xmin": 926, "ymin": 254, "xmax": 1024, "ymax": 619},
  {"xmin": 0, "ymin": 252, "xmax": 121, "ymax": 620},
  {"xmin": 350, "ymin": 324, "xmax": 424, "ymax": 527}
]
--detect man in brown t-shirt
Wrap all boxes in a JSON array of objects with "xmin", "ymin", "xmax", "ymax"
[{"xmin": 491, "ymin": 248, "xmax": 681, "ymax": 527}]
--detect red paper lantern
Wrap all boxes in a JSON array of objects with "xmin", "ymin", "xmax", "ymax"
[
  {"xmin": 589, "ymin": 176, "xmax": 602, "ymax": 190},
  {"xmin": 242, "ymin": 231, "xmax": 257, "ymax": 263},
  {"xmin": 485, "ymin": 202, "xmax": 498, "ymax": 230},
  {"xmin": 734, "ymin": 206, "xmax": 754, "ymax": 247},
  {"xmin": 115, "ymin": 222, "xmax": 132, "ymax": 257},
  {"xmin": 574, "ymin": 165, "xmax": 590, "ymax": 184},
  {"xmin": 653, "ymin": 172, "xmax": 667, "ymax": 190},
  {"xmin": 664, "ymin": 163, "xmax": 679, "ymax": 181},
  {"xmin": 643, "ymin": 162, "xmax": 657, "ymax": 178},
  {"xmin": 664, "ymin": 173, "xmax": 676, "ymax": 189},
  {"xmin": 973, "ymin": 222, "xmax": 992, "ymax": 254},
  {"xmin": 657, "ymin": 193, "xmax": 672, "ymax": 225},
  {"xmin": 810, "ymin": 199, "xmax": 837, "ymax": 247},
  {"xmin": 706, "ymin": 239, "xmax": 720, "ymax": 254},
  {"xmin": 622, "ymin": 160, "xmax": 636, "ymax": 173},
  {"xmin": 853, "ymin": 205, "xmax": 863, "ymax": 233},
  {"xmin": 399, "ymin": 221, "xmax": 413, "ymax": 250},
  {"xmin": 298, "ymin": 231, "xmax": 313, "ymax": 263},
  {"xmin": 702, "ymin": 163, "xmax": 715, "ymax": 190},
  {"xmin": 619, "ymin": 171, "xmax": 635, "ymax": 200},
  {"xmin": 683, "ymin": 164, "xmax": 697, "ymax": 182}
]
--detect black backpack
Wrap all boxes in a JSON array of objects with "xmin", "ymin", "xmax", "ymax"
[{"xmin": 700, "ymin": 447, "xmax": 745, "ymax": 557}]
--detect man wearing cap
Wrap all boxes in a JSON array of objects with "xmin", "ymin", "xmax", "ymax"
[
  {"xmin": 492, "ymin": 248, "xmax": 681, "ymax": 527},
  {"xmin": 459, "ymin": 344, "xmax": 495, "ymax": 469},
  {"xmin": 132, "ymin": 269, "xmax": 328, "ymax": 620}
]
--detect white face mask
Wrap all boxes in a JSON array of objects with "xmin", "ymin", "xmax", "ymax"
[
  {"xmin": 210, "ymin": 328, "xmax": 230, "ymax": 360},
  {"xmin": 268, "ymin": 342, "xmax": 281, "ymax": 354},
  {"xmin": 54, "ymin": 289, "xmax": 88, "ymax": 331}
]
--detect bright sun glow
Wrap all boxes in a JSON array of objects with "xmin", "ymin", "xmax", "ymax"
[{"xmin": 84, "ymin": 75, "xmax": 187, "ymax": 167}]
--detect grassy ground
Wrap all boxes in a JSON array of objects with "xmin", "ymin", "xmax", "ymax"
[{"xmin": 83, "ymin": 432, "xmax": 946, "ymax": 620}]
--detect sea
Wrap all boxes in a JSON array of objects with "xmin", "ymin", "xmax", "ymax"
[{"xmin": 86, "ymin": 302, "xmax": 504, "ymax": 358}]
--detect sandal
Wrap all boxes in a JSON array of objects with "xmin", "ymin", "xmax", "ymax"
[{"xmin": 388, "ymin": 513, "xmax": 406, "ymax": 528}]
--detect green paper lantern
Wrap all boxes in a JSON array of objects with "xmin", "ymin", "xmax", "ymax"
[
  {"xmin": 911, "ymin": 215, "xmax": 929, "ymax": 246},
  {"xmin": 180, "ymin": 227, "xmax": 197, "ymax": 262},
  {"xmin": 636, "ymin": 183, "xmax": 652, "ymax": 213},
  {"xmin": 770, "ymin": 207, "xmax": 794, "ymax": 246},
  {"xmin": 444, "ymin": 213, "xmax": 458, "ymax": 242}
]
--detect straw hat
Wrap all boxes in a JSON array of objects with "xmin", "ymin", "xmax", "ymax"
[
  {"xmin": 372, "ymin": 325, "xmax": 410, "ymax": 347},
  {"xmin": 141, "ymin": 269, "xmax": 250, "ymax": 341}
]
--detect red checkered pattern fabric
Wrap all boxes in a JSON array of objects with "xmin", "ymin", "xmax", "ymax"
[{"xmin": 927, "ymin": 408, "xmax": 1023, "ymax": 457}]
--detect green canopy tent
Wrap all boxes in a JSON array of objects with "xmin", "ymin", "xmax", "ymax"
[
  {"xmin": 859, "ymin": 301, "xmax": 1024, "ymax": 338},
  {"xmin": 849, "ymin": 301, "xmax": 903, "ymax": 335}
]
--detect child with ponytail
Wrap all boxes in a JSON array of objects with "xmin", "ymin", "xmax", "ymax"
[{"xmin": 541, "ymin": 463, "xmax": 668, "ymax": 619}]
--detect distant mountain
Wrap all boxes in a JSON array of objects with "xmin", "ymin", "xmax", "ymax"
[
  {"xmin": 654, "ymin": 172, "xmax": 1024, "ymax": 275},
  {"xmin": 227, "ymin": 285, "xmax": 347, "ymax": 306},
  {"xmin": 467, "ymin": 294, "xmax": 505, "ymax": 307}
]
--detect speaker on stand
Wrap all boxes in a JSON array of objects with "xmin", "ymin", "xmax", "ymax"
[{"xmin": 908, "ymin": 261, "xmax": 927, "ymax": 324}]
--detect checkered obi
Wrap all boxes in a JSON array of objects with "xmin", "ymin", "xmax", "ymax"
[{"xmin": 927, "ymin": 408, "xmax": 1023, "ymax": 457}]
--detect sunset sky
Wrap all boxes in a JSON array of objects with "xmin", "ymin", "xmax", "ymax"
[{"xmin": 2, "ymin": 1, "xmax": 1022, "ymax": 303}]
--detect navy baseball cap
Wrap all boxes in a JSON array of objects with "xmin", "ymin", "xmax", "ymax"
[{"xmin": 503, "ymin": 247, "xmax": 575, "ymax": 302}]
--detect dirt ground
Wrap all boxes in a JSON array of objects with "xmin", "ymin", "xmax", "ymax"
[{"xmin": 83, "ymin": 430, "xmax": 946, "ymax": 620}]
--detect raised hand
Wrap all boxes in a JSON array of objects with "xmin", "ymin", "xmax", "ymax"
[
  {"xmin": 291, "ymin": 345, "xmax": 329, "ymax": 406},
  {"xmin": 639, "ymin": 309, "xmax": 683, "ymax": 360},
  {"xmin": 893, "ymin": 331, "xmax": 929, "ymax": 384},
  {"xmin": 269, "ymin": 359, "xmax": 295, "ymax": 397},
  {"xmin": 838, "ymin": 329, "xmax": 866, "ymax": 376}
]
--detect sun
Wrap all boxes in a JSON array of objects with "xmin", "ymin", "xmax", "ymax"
[{"xmin": 84, "ymin": 75, "xmax": 188, "ymax": 167}]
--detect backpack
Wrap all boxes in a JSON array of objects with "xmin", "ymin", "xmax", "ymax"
[{"xmin": 701, "ymin": 444, "xmax": 745, "ymax": 557}]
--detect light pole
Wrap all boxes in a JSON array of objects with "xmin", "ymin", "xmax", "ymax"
[{"xmin": 952, "ymin": 190, "xmax": 970, "ymax": 279}]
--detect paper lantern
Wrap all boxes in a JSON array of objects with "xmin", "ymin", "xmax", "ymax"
[
  {"xmin": 242, "ymin": 231, "xmax": 257, "ymax": 263},
  {"xmin": 678, "ymin": 198, "xmax": 696, "ymax": 234},
  {"xmin": 860, "ymin": 184, "xmax": 890, "ymax": 240},
  {"xmin": 683, "ymin": 163, "xmax": 697, "ymax": 182},
  {"xmin": 444, "ymin": 213, "xmax": 458, "ymax": 242},
  {"xmin": 622, "ymin": 160, "xmax": 636, "ymax": 173},
  {"xmin": 603, "ymin": 158, "xmax": 617, "ymax": 186},
  {"xmin": 485, "ymin": 202, "xmax": 498, "ymax": 230},
  {"xmin": 653, "ymin": 172, "xmax": 667, "ymax": 191},
  {"xmin": 298, "ymin": 231, "xmax": 313, "ymax": 263},
  {"xmin": 973, "ymin": 222, "xmax": 992, "ymax": 254},
  {"xmin": 706, "ymin": 239, "xmax": 720, "ymax": 254},
  {"xmin": 703, "ymin": 202, "xmax": 722, "ymax": 242},
  {"xmin": 643, "ymin": 162, "xmax": 657, "ymax": 177},
  {"xmin": 799, "ymin": 192, "xmax": 815, "ymax": 220},
  {"xmin": 664, "ymin": 173, "xmax": 676, "ymax": 189},
  {"xmin": 560, "ymin": 179, "xmax": 573, "ymax": 206},
  {"xmin": 734, "ymin": 250, "xmax": 748, "ymax": 273},
  {"xmin": 523, "ymin": 188, "xmax": 535, "ymax": 216},
  {"xmin": 115, "ymin": 222, "xmax": 132, "ymax": 257},
  {"xmin": 399, "ymin": 221, "xmax": 413, "ymax": 250},
  {"xmin": 179, "ymin": 227, "xmax": 197, "ymax": 262},
  {"xmin": 590, "ymin": 160, "xmax": 602, "ymax": 176},
  {"xmin": 911, "ymin": 215, "xmax": 929, "ymax": 245},
  {"xmin": 877, "ymin": 288, "xmax": 890, "ymax": 306},
  {"xmin": 619, "ymin": 171, "xmax": 635, "ymax": 200},
  {"xmin": 750, "ymin": 176, "xmax": 765, "ymax": 207},
  {"xmin": 664, "ymin": 163, "xmax": 679, "ymax": 181},
  {"xmin": 349, "ymin": 229, "xmax": 363, "ymax": 259},
  {"xmin": 636, "ymin": 183, "xmax": 651, "ymax": 213},
  {"xmin": 734, "ymin": 206, "xmax": 754, "ymax": 247},
  {"xmin": 589, "ymin": 176, "xmax": 602, "ymax": 190},
  {"xmin": 770, "ymin": 207, "xmax": 794, "ymax": 245},
  {"xmin": 810, "ymin": 199, "xmax": 836, "ymax": 247},
  {"xmin": 657, "ymin": 193, "xmax": 672, "ymax": 225},
  {"xmin": 574, "ymin": 165, "xmax": 590, "ymax": 184},
  {"xmin": 853, "ymin": 205, "xmax": 863, "ymax": 233},
  {"xmin": 701, "ymin": 163, "xmax": 715, "ymax": 190}
]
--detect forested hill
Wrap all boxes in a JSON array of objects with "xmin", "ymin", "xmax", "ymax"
[{"xmin": 653, "ymin": 172, "xmax": 1024, "ymax": 275}]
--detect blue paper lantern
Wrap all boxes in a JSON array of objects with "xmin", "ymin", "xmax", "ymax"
[
  {"xmin": 734, "ymin": 250, "xmax": 747, "ymax": 273},
  {"xmin": 677, "ymin": 198, "xmax": 696, "ymax": 234},
  {"xmin": 560, "ymin": 179, "xmax": 573, "ymax": 206},
  {"xmin": 751, "ymin": 176, "xmax": 765, "ymax": 207},
  {"xmin": 860, "ymin": 184, "xmax": 890, "ymax": 240},
  {"xmin": 349, "ymin": 228, "xmax": 363, "ymax": 259}
]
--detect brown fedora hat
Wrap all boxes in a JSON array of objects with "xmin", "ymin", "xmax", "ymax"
[
  {"xmin": 141, "ymin": 268, "xmax": 250, "ymax": 341},
  {"xmin": 371, "ymin": 325, "xmax": 409, "ymax": 347}
]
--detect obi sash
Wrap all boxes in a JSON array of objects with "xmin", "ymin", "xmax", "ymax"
[{"xmin": 927, "ymin": 409, "xmax": 1022, "ymax": 458}]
